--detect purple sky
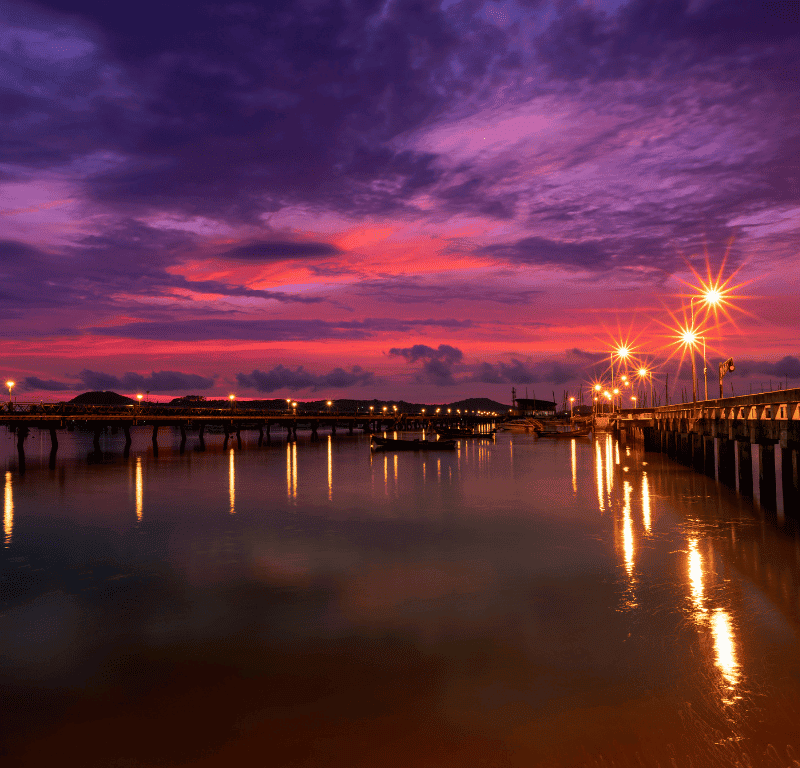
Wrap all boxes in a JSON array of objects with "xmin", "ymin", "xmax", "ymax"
[{"xmin": 2, "ymin": 0, "xmax": 799, "ymax": 404}]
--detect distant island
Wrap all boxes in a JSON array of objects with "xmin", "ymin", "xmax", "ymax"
[{"xmin": 69, "ymin": 391, "xmax": 511, "ymax": 413}]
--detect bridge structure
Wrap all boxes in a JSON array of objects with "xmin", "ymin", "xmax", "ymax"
[
  {"xmin": 0, "ymin": 402, "xmax": 496, "ymax": 468},
  {"xmin": 613, "ymin": 387, "xmax": 800, "ymax": 516}
]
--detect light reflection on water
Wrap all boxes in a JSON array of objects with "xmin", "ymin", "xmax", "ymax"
[
  {"xmin": 3, "ymin": 470, "xmax": 11, "ymax": 546},
  {"xmin": 135, "ymin": 456, "xmax": 143, "ymax": 522},
  {"xmin": 1, "ymin": 426, "xmax": 799, "ymax": 766}
]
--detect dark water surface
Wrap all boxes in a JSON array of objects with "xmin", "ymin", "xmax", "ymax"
[{"xmin": 2, "ymin": 426, "xmax": 800, "ymax": 767}]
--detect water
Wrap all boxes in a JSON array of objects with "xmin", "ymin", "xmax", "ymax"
[{"xmin": 2, "ymin": 426, "xmax": 800, "ymax": 767}]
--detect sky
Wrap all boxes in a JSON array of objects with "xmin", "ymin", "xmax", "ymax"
[{"xmin": 2, "ymin": 0, "xmax": 799, "ymax": 405}]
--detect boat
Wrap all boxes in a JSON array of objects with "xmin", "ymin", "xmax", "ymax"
[
  {"xmin": 435, "ymin": 428, "xmax": 495, "ymax": 439},
  {"xmin": 533, "ymin": 425, "xmax": 592, "ymax": 438},
  {"xmin": 496, "ymin": 418, "xmax": 544, "ymax": 433},
  {"xmin": 371, "ymin": 436, "xmax": 457, "ymax": 451}
]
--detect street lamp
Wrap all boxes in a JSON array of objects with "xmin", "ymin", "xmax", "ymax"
[
  {"xmin": 680, "ymin": 326, "xmax": 699, "ymax": 404},
  {"xmin": 6, "ymin": 380, "xmax": 14, "ymax": 399},
  {"xmin": 690, "ymin": 288, "xmax": 724, "ymax": 401},
  {"xmin": 612, "ymin": 345, "xmax": 631, "ymax": 398},
  {"xmin": 613, "ymin": 388, "xmax": 620, "ymax": 412},
  {"xmin": 229, "ymin": 393, "xmax": 236, "ymax": 410},
  {"xmin": 637, "ymin": 367, "xmax": 653, "ymax": 408},
  {"xmin": 569, "ymin": 396, "xmax": 575, "ymax": 417}
]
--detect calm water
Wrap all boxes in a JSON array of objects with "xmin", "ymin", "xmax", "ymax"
[{"xmin": 2, "ymin": 425, "xmax": 800, "ymax": 767}]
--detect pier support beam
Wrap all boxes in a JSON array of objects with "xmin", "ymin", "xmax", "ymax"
[
  {"xmin": 782, "ymin": 443, "xmax": 799, "ymax": 516},
  {"xmin": 703, "ymin": 436, "xmax": 714, "ymax": 477},
  {"xmin": 736, "ymin": 440, "xmax": 753, "ymax": 497},
  {"xmin": 180, "ymin": 425, "xmax": 187, "ymax": 454},
  {"xmin": 198, "ymin": 423, "xmax": 206, "ymax": 451},
  {"xmin": 757, "ymin": 443, "xmax": 777, "ymax": 511}
]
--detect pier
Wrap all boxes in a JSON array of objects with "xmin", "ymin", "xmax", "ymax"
[
  {"xmin": 0, "ymin": 402, "xmax": 495, "ymax": 469},
  {"xmin": 615, "ymin": 387, "xmax": 800, "ymax": 516}
]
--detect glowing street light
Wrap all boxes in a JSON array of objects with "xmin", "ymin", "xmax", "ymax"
[
  {"xmin": 637, "ymin": 367, "xmax": 654, "ymax": 408},
  {"xmin": 569, "ymin": 396, "xmax": 575, "ymax": 417},
  {"xmin": 229, "ymin": 394, "xmax": 236, "ymax": 410},
  {"xmin": 680, "ymin": 325, "xmax": 700, "ymax": 404},
  {"xmin": 6, "ymin": 380, "xmax": 14, "ymax": 399}
]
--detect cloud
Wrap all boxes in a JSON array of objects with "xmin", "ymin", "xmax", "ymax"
[
  {"xmin": 354, "ymin": 275, "xmax": 545, "ymax": 306},
  {"xmin": 387, "ymin": 343, "xmax": 464, "ymax": 385},
  {"xmin": 388, "ymin": 344, "xmax": 463, "ymax": 365},
  {"xmin": 730, "ymin": 355, "xmax": 800, "ymax": 380},
  {"xmin": 86, "ymin": 318, "xmax": 471, "ymax": 341},
  {"xmin": 23, "ymin": 376, "xmax": 70, "ymax": 391},
  {"xmin": 218, "ymin": 240, "xmax": 340, "ymax": 261},
  {"xmin": 77, "ymin": 369, "xmax": 215, "ymax": 392},
  {"xmin": 236, "ymin": 365, "xmax": 377, "ymax": 393},
  {"xmin": 482, "ymin": 236, "xmax": 615, "ymax": 271}
]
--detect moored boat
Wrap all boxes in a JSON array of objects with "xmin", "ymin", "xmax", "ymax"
[
  {"xmin": 534, "ymin": 425, "xmax": 592, "ymax": 438},
  {"xmin": 496, "ymin": 418, "xmax": 544, "ymax": 433},
  {"xmin": 435, "ymin": 428, "xmax": 495, "ymax": 439},
  {"xmin": 371, "ymin": 436, "xmax": 457, "ymax": 451}
]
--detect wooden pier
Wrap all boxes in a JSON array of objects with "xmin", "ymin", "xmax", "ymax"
[{"xmin": 0, "ymin": 402, "xmax": 495, "ymax": 469}]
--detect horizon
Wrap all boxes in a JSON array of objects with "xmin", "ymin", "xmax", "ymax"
[{"xmin": 3, "ymin": 1, "xmax": 798, "ymax": 403}]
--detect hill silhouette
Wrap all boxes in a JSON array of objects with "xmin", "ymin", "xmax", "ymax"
[{"xmin": 70, "ymin": 391, "xmax": 136, "ymax": 406}]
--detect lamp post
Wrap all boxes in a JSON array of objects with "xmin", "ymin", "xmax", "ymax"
[
  {"xmin": 569, "ymin": 396, "xmax": 575, "ymax": 418},
  {"xmin": 229, "ymin": 393, "xmax": 235, "ymax": 410},
  {"xmin": 6, "ymin": 380, "xmax": 14, "ymax": 407},
  {"xmin": 690, "ymin": 288, "xmax": 723, "ymax": 402},
  {"xmin": 680, "ymin": 326, "xmax": 698, "ymax": 405}
]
